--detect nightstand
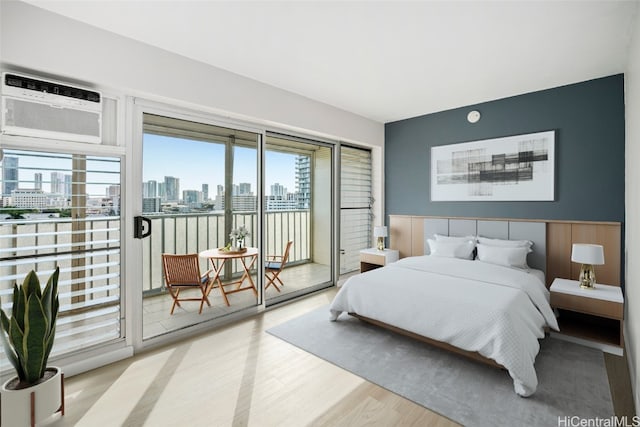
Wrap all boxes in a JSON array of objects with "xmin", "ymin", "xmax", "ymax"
[
  {"xmin": 359, "ymin": 248, "xmax": 399, "ymax": 273},
  {"xmin": 550, "ymin": 278, "xmax": 624, "ymax": 355}
]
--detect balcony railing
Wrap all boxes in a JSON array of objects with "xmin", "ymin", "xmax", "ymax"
[
  {"xmin": 0, "ymin": 215, "xmax": 122, "ymax": 357},
  {"xmin": 142, "ymin": 210, "xmax": 311, "ymax": 293},
  {"xmin": 0, "ymin": 209, "xmax": 310, "ymax": 303},
  {"xmin": 0, "ymin": 209, "xmax": 310, "ymax": 363}
]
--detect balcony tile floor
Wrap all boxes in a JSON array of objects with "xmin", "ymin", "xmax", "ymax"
[{"xmin": 142, "ymin": 263, "xmax": 344, "ymax": 338}]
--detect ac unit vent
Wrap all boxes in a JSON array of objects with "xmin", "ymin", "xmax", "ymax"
[{"xmin": 1, "ymin": 73, "xmax": 102, "ymax": 144}]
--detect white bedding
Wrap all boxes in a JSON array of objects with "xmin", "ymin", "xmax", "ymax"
[{"xmin": 329, "ymin": 255, "xmax": 559, "ymax": 397}]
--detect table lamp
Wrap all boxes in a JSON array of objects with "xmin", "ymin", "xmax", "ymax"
[
  {"xmin": 374, "ymin": 226, "xmax": 387, "ymax": 251},
  {"xmin": 571, "ymin": 243, "xmax": 605, "ymax": 289}
]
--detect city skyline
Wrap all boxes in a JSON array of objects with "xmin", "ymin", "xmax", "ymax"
[
  {"xmin": 1, "ymin": 133, "xmax": 302, "ymax": 202},
  {"xmin": 143, "ymin": 133, "xmax": 299, "ymax": 195},
  {"xmin": 1, "ymin": 153, "xmax": 120, "ymax": 199}
]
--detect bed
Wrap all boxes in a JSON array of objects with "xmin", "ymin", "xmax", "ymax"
[{"xmin": 329, "ymin": 218, "xmax": 560, "ymax": 397}]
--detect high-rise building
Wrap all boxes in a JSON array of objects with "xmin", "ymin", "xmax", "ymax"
[
  {"xmin": 157, "ymin": 182, "xmax": 166, "ymax": 200},
  {"xmin": 232, "ymin": 195, "xmax": 257, "ymax": 211},
  {"xmin": 182, "ymin": 190, "xmax": 201, "ymax": 206},
  {"xmin": 2, "ymin": 156, "xmax": 19, "ymax": 196},
  {"xmin": 202, "ymin": 184, "xmax": 209, "ymax": 201},
  {"xmin": 143, "ymin": 180, "xmax": 157, "ymax": 198},
  {"xmin": 270, "ymin": 183, "xmax": 287, "ymax": 197},
  {"xmin": 50, "ymin": 172, "xmax": 65, "ymax": 194},
  {"xmin": 11, "ymin": 189, "xmax": 47, "ymax": 209},
  {"xmin": 142, "ymin": 197, "xmax": 161, "ymax": 213},
  {"xmin": 214, "ymin": 192, "xmax": 224, "ymax": 211},
  {"xmin": 213, "ymin": 191, "xmax": 256, "ymax": 212},
  {"xmin": 34, "ymin": 173, "xmax": 43, "ymax": 191},
  {"xmin": 106, "ymin": 185, "xmax": 120, "ymax": 197},
  {"xmin": 64, "ymin": 174, "xmax": 72, "ymax": 198},
  {"xmin": 266, "ymin": 193, "xmax": 298, "ymax": 211},
  {"xmin": 295, "ymin": 155, "xmax": 311, "ymax": 209},
  {"xmin": 164, "ymin": 176, "xmax": 179, "ymax": 202},
  {"xmin": 217, "ymin": 185, "xmax": 224, "ymax": 196},
  {"xmin": 238, "ymin": 182, "xmax": 252, "ymax": 195}
]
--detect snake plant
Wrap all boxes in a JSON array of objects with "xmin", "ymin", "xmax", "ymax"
[{"xmin": 0, "ymin": 268, "xmax": 59, "ymax": 386}]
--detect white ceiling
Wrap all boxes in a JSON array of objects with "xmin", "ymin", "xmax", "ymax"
[{"xmin": 24, "ymin": 1, "xmax": 639, "ymax": 123}]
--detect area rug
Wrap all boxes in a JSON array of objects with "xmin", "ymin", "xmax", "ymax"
[{"xmin": 267, "ymin": 305, "xmax": 614, "ymax": 427}]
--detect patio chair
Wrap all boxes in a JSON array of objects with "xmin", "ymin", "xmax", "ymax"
[
  {"xmin": 162, "ymin": 253, "xmax": 213, "ymax": 314},
  {"xmin": 265, "ymin": 241, "xmax": 293, "ymax": 292}
]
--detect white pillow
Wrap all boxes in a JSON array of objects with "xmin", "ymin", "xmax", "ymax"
[
  {"xmin": 477, "ymin": 236, "xmax": 533, "ymax": 249},
  {"xmin": 476, "ymin": 243, "xmax": 530, "ymax": 269},
  {"xmin": 428, "ymin": 239, "xmax": 475, "ymax": 260}
]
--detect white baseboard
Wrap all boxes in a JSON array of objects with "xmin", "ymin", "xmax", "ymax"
[{"xmin": 59, "ymin": 346, "xmax": 134, "ymax": 377}]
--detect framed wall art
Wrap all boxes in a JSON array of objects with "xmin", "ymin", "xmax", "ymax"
[{"xmin": 431, "ymin": 130, "xmax": 555, "ymax": 201}]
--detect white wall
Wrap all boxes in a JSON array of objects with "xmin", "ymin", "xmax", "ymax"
[
  {"xmin": 0, "ymin": 2, "xmax": 383, "ymax": 147},
  {"xmin": 0, "ymin": 1, "xmax": 384, "ymax": 222},
  {"xmin": 625, "ymin": 4, "xmax": 640, "ymax": 412}
]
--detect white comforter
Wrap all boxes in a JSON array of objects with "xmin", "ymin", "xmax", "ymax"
[{"xmin": 329, "ymin": 256, "xmax": 559, "ymax": 397}]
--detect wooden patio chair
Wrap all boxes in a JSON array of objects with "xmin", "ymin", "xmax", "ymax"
[
  {"xmin": 265, "ymin": 241, "xmax": 293, "ymax": 292},
  {"xmin": 162, "ymin": 253, "xmax": 213, "ymax": 314}
]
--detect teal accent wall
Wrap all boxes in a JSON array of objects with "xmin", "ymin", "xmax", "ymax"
[{"xmin": 385, "ymin": 74, "xmax": 625, "ymax": 223}]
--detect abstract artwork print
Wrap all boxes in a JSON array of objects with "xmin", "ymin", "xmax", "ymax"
[{"xmin": 431, "ymin": 130, "xmax": 555, "ymax": 201}]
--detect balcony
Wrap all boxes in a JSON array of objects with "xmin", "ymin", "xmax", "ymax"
[
  {"xmin": 0, "ymin": 209, "xmax": 330, "ymax": 347},
  {"xmin": 142, "ymin": 209, "xmax": 331, "ymax": 337},
  {"xmin": 142, "ymin": 209, "xmax": 313, "ymax": 294}
]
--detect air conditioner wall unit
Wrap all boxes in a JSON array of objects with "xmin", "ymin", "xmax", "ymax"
[{"xmin": 1, "ymin": 72, "xmax": 102, "ymax": 144}]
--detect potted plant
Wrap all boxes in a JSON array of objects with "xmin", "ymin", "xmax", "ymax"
[
  {"xmin": 0, "ymin": 267, "xmax": 63, "ymax": 426},
  {"xmin": 229, "ymin": 225, "xmax": 250, "ymax": 251}
]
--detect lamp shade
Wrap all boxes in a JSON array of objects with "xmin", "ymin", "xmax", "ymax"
[
  {"xmin": 571, "ymin": 244, "xmax": 604, "ymax": 265},
  {"xmin": 373, "ymin": 226, "xmax": 388, "ymax": 238}
]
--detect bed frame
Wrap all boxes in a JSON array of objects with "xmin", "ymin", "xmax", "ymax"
[
  {"xmin": 351, "ymin": 215, "xmax": 622, "ymax": 370},
  {"xmin": 349, "ymin": 313, "xmax": 506, "ymax": 369}
]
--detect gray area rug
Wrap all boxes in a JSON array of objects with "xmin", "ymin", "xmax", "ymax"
[{"xmin": 267, "ymin": 306, "xmax": 613, "ymax": 427}]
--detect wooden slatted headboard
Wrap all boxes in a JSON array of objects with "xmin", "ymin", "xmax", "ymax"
[{"xmin": 389, "ymin": 215, "xmax": 622, "ymax": 288}]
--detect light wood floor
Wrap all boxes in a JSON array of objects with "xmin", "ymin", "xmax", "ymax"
[
  {"xmin": 46, "ymin": 285, "xmax": 634, "ymax": 427},
  {"xmin": 48, "ymin": 287, "xmax": 457, "ymax": 427}
]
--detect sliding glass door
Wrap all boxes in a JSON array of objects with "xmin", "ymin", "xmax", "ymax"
[
  {"xmin": 264, "ymin": 134, "xmax": 333, "ymax": 304},
  {"xmin": 140, "ymin": 114, "xmax": 260, "ymax": 340},
  {"xmin": 135, "ymin": 110, "xmax": 336, "ymax": 339}
]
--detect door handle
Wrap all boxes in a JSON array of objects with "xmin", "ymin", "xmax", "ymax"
[{"xmin": 134, "ymin": 216, "xmax": 151, "ymax": 239}]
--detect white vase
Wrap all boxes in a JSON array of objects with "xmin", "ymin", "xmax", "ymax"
[{"xmin": 0, "ymin": 366, "xmax": 63, "ymax": 426}]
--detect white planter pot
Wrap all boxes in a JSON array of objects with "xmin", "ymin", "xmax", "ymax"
[{"xmin": 1, "ymin": 366, "xmax": 63, "ymax": 426}]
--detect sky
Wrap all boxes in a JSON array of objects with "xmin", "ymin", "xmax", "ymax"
[{"xmin": 142, "ymin": 133, "xmax": 297, "ymax": 195}]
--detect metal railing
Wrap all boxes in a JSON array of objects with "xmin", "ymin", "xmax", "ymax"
[
  {"xmin": 0, "ymin": 209, "xmax": 311, "ymax": 359},
  {"xmin": 142, "ymin": 210, "xmax": 311, "ymax": 293},
  {"xmin": 0, "ymin": 209, "xmax": 311, "ymax": 301},
  {"xmin": 0, "ymin": 216, "xmax": 121, "ymax": 307},
  {"xmin": 0, "ymin": 216, "xmax": 122, "ymax": 357}
]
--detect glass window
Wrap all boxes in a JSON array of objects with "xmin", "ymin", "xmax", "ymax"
[
  {"xmin": 0, "ymin": 149, "xmax": 122, "ymax": 359},
  {"xmin": 340, "ymin": 146, "xmax": 373, "ymax": 273}
]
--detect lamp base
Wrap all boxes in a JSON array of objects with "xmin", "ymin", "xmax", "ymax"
[
  {"xmin": 579, "ymin": 264, "xmax": 596, "ymax": 289},
  {"xmin": 376, "ymin": 237, "xmax": 385, "ymax": 251}
]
